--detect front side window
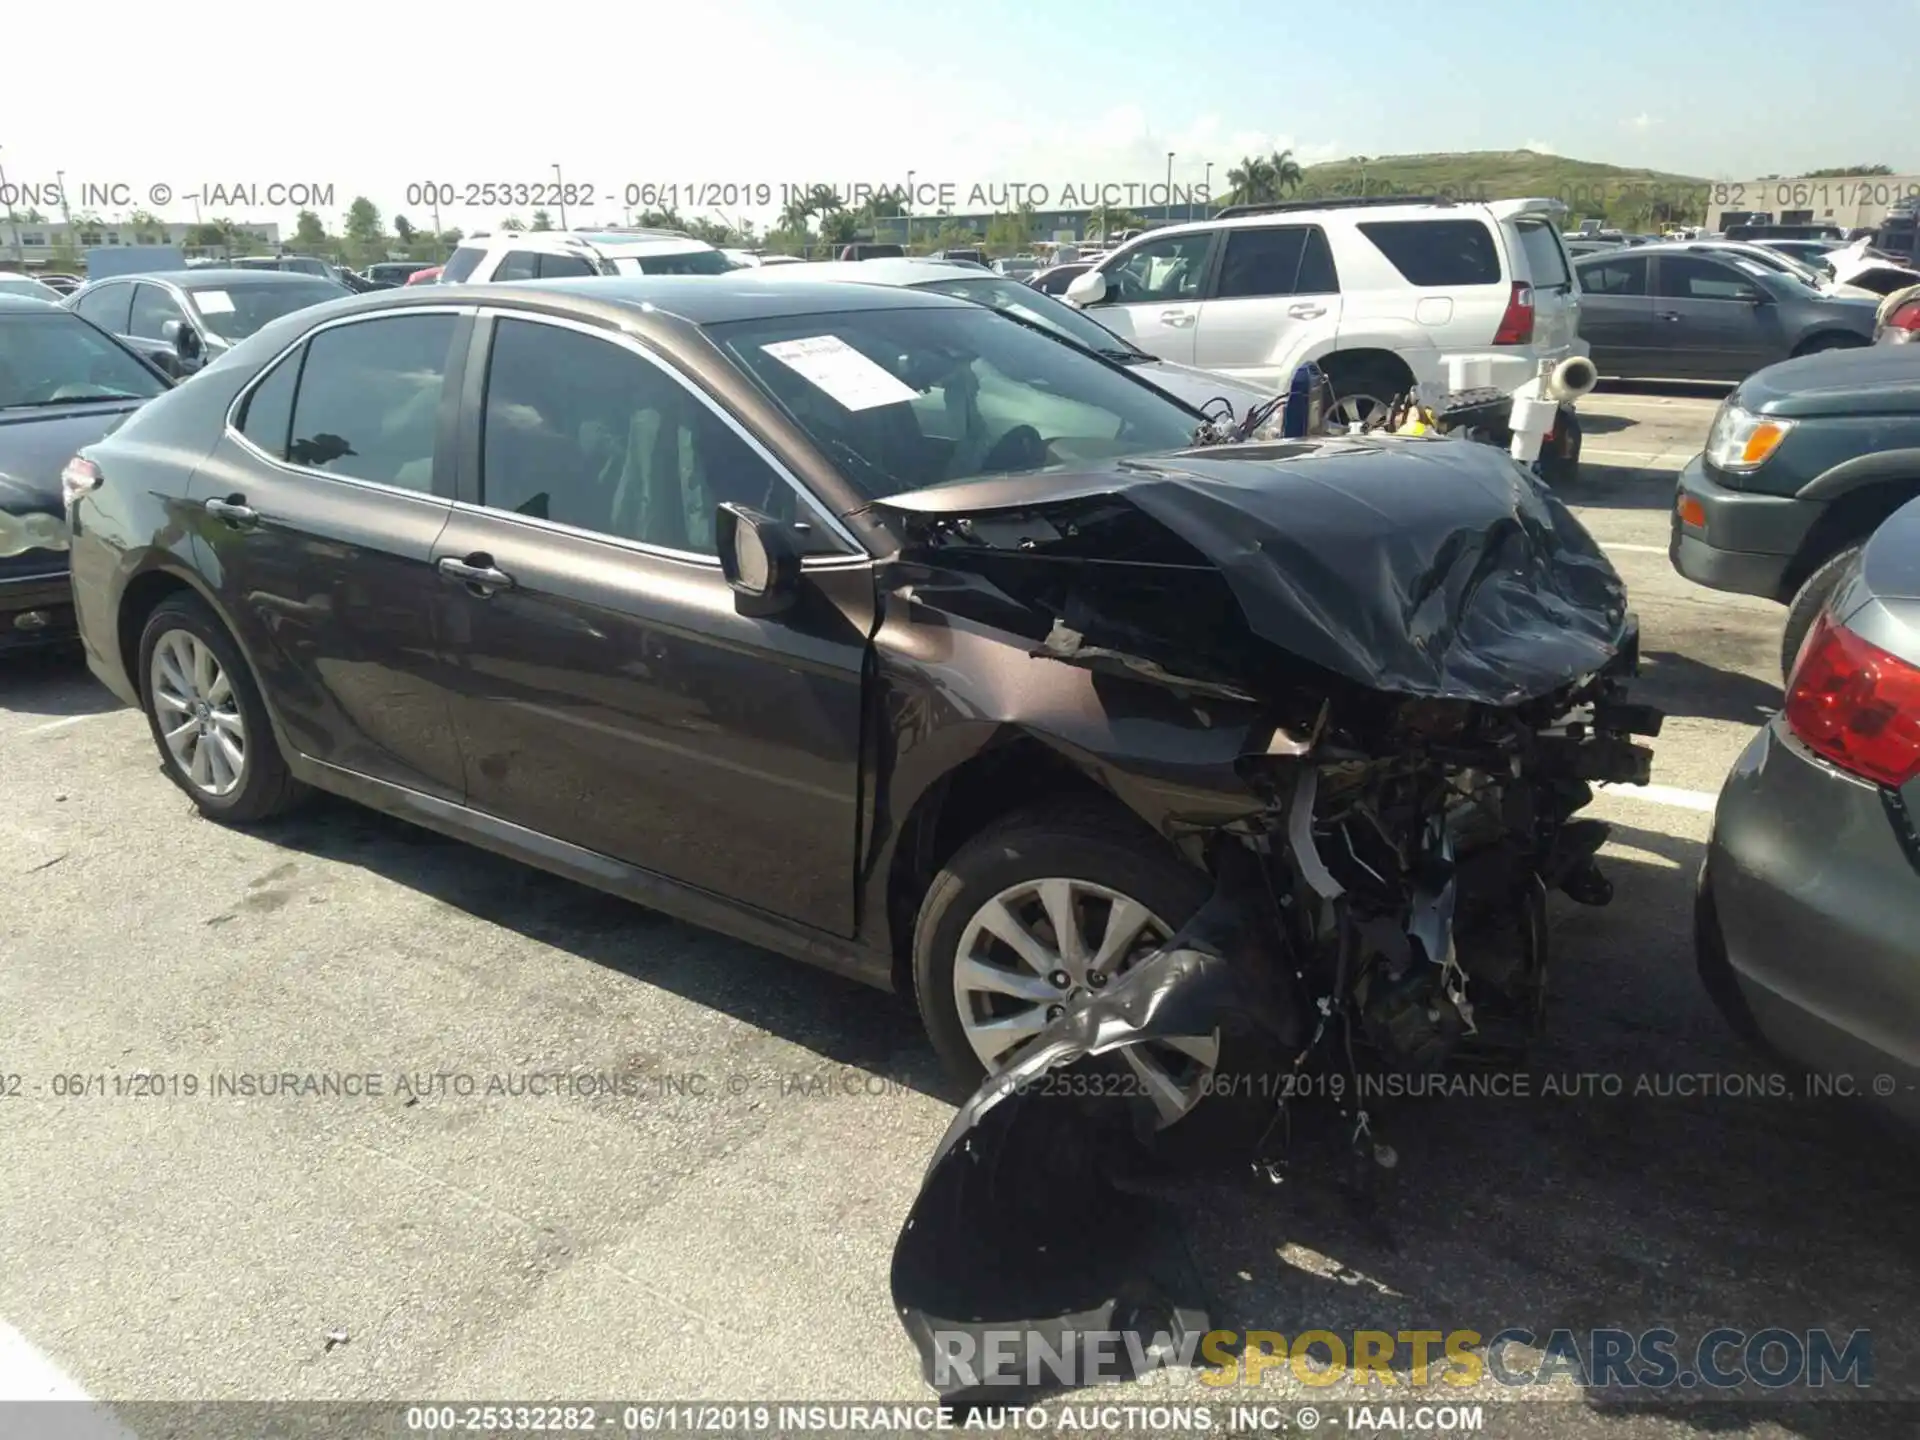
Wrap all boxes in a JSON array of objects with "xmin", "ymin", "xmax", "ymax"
[
  {"xmin": 479, "ymin": 318, "xmax": 836, "ymax": 556},
  {"xmin": 1359, "ymin": 219, "xmax": 1502, "ymax": 286},
  {"xmin": 1101, "ymin": 232, "xmax": 1215, "ymax": 304},
  {"xmin": 0, "ymin": 311, "xmax": 168, "ymax": 408},
  {"xmin": 286, "ymin": 315, "xmax": 456, "ymax": 489},
  {"xmin": 128, "ymin": 283, "xmax": 188, "ymax": 340},
  {"xmin": 1657, "ymin": 256, "xmax": 1761, "ymax": 301},
  {"xmin": 190, "ymin": 280, "xmax": 348, "ymax": 342},
  {"xmin": 706, "ymin": 303, "xmax": 1204, "ymax": 500}
]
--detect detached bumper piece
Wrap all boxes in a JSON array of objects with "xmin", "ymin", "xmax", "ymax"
[{"xmin": 892, "ymin": 848, "xmax": 1296, "ymax": 1400}]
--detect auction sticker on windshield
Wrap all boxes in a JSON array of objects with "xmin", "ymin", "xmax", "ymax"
[
  {"xmin": 196, "ymin": 291, "xmax": 235, "ymax": 314},
  {"xmin": 761, "ymin": 335, "xmax": 920, "ymax": 410}
]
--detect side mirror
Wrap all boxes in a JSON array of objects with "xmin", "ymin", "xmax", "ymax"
[
  {"xmin": 1064, "ymin": 270, "xmax": 1108, "ymax": 306},
  {"xmin": 716, "ymin": 502, "xmax": 802, "ymax": 617},
  {"xmin": 161, "ymin": 319, "xmax": 202, "ymax": 361}
]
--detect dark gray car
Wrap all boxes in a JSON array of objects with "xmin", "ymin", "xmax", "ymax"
[
  {"xmin": 64, "ymin": 269, "xmax": 350, "ymax": 379},
  {"xmin": 1575, "ymin": 243, "xmax": 1879, "ymax": 382},
  {"xmin": 1697, "ymin": 495, "xmax": 1920, "ymax": 1122}
]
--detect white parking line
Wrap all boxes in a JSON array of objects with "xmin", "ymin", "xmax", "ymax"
[
  {"xmin": 1601, "ymin": 543, "xmax": 1668, "ymax": 554},
  {"xmin": 20, "ymin": 713, "xmax": 114, "ymax": 737},
  {"xmin": 1598, "ymin": 782, "xmax": 1721, "ymax": 813},
  {"xmin": 0, "ymin": 1321, "xmax": 139, "ymax": 1439},
  {"xmin": 1582, "ymin": 448, "xmax": 1687, "ymax": 462}
]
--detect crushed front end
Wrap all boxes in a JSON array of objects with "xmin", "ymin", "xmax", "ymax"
[{"xmin": 873, "ymin": 436, "xmax": 1664, "ymax": 1397}]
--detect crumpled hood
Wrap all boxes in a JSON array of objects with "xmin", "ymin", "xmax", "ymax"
[{"xmin": 873, "ymin": 434, "xmax": 1631, "ymax": 706}]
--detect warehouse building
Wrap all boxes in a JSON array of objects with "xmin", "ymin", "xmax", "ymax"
[{"xmin": 1704, "ymin": 174, "xmax": 1920, "ymax": 235}]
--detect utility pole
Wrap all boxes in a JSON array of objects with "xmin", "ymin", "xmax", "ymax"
[
  {"xmin": 553, "ymin": 163, "xmax": 569, "ymax": 230},
  {"xmin": 0, "ymin": 147, "xmax": 24, "ymax": 264}
]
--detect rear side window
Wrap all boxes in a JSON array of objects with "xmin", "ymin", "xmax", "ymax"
[
  {"xmin": 74, "ymin": 284, "xmax": 133, "ymax": 333},
  {"xmin": 494, "ymin": 251, "xmax": 540, "ymax": 281},
  {"xmin": 536, "ymin": 253, "xmax": 596, "ymax": 278},
  {"xmin": 1577, "ymin": 255, "xmax": 1648, "ymax": 296},
  {"xmin": 287, "ymin": 315, "xmax": 457, "ymax": 490},
  {"xmin": 1359, "ymin": 219, "xmax": 1501, "ymax": 286},
  {"xmin": 1514, "ymin": 221, "xmax": 1570, "ymax": 288},
  {"xmin": 1214, "ymin": 228, "xmax": 1305, "ymax": 300},
  {"xmin": 236, "ymin": 347, "xmax": 303, "ymax": 459},
  {"xmin": 439, "ymin": 246, "xmax": 487, "ymax": 284}
]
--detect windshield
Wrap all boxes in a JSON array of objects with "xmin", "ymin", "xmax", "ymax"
[
  {"xmin": 705, "ymin": 304, "xmax": 1202, "ymax": 499},
  {"xmin": 909, "ymin": 274, "xmax": 1140, "ymax": 360},
  {"xmin": 610, "ymin": 250, "xmax": 736, "ymax": 276},
  {"xmin": 188, "ymin": 280, "xmax": 348, "ymax": 342},
  {"xmin": 0, "ymin": 311, "xmax": 167, "ymax": 408}
]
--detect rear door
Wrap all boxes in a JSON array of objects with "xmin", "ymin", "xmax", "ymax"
[
  {"xmin": 1082, "ymin": 229, "xmax": 1219, "ymax": 364},
  {"xmin": 1572, "ymin": 253, "xmax": 1657, "ymax": 377},
  {"xmin": 1191, "ymin": 224, "xmax": 1341, "ymax": 390},
  {"xmin": 188, "ymin": 307, "xmax": 472, "ymax": 798}
]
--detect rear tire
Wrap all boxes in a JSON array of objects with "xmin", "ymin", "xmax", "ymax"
[
  {"xmin": 1321, "ymin": 359, "xmax": 1410, "ymax": 430},
  {"xmin": 137, "ymin": 593, "xmax": 305, "ymax": 823},
  {"xmin": 1779, "ymin": 544, "xmax": 1862, "ymax": 683}
]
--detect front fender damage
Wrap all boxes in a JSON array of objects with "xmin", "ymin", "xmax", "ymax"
[{"xmin": 873, "ymin": 440, "xmax": 1663, "ymax": 1398}]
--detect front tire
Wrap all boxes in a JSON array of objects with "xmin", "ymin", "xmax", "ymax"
[
  {"xmin": 911, "ymin": 804, "xmax": 1219, "ymax": 1129},
  {"xmin": 1780, "ymin": 544, "xmax": 1862, "ymax": 682},
  {"xmin": 1321, "ymin": 360, "xmax": 1409, "ymax": 430},
  {"xmin": 137, "ymin": 593, "xmax": 304, "ymax": 823}
]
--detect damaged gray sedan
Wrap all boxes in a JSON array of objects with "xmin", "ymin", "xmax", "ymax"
[{"xmin": 67, "ymin": 277, "xmax": 1658, "ymax": 1391}]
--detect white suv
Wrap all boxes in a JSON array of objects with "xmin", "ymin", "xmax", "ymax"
[
  {"xmin": 438, "ymin": 228, "xmax": 738, "ymax": 284},
  {"xmin": 1064, "ymin": 196, "xmax": 1586, "ymax": 422}
]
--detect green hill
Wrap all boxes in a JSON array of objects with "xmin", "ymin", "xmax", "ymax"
[{"xmin": 1286, "ymin": 150, "xmax": 1711, "ymax": 224}]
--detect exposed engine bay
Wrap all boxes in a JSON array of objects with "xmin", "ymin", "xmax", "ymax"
[{"xmin": 874, "ymin": 432, "xmax": 1664, "ymax": 1398}]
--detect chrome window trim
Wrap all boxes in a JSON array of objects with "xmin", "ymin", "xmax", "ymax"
[
  {"xmin": 462, "ymin": 307, "xmax": 867, "ymax": 563},
  {"xmin": 222, "ymin": 304, "xmax": 479, "ymax": 503}
]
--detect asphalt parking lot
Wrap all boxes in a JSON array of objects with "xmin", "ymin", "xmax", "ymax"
[{"xmin": 4, "ymin": 383, "xmax": 1919, "ymax": 1439}]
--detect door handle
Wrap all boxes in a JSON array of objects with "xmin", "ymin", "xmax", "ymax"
[
  {"xmin": 1158, "ymin": 309, "xmax": 1195, "ymax": 327},
  {"xmin": 1656, "ymin": 311, "xmax": 1683, "ymax": 322},
  {"xmin": 438, "ymin": 555, "xmax": 515, "ymax": 594},
  {"xmin": 1287, "ymin": 303, "xmax": 1327, "ymax": 319},
  {"xmin": 203, "ymin": 496, "xmax": 257, "ymax": 527}
]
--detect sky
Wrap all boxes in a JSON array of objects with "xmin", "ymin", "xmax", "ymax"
[{"xmin": 1, "ymin": 0, "xmax": 1914, "ymax": 237}]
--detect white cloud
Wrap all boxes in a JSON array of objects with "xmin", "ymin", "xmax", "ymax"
[
  {"xmin": 1622, "ymin": 113, "xmax": 1659, "ymax": 132},
  {"xmin": 1523, "ymin": 139, "xmax": 1557, "ymax": 155}
]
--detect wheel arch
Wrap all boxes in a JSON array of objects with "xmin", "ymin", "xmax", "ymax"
[
  {"xmin": 879, "ymin": 729, "xmax": 1202, "ymax": 995},
  {"xmin": 1783, "ymin": 464, "xmax": 1920, "ymax": 598},
  {"xmin": 1790, "ymin": 329, "xmax": 1870, "ymax": 358}
]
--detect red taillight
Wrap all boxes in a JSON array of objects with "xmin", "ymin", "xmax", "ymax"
[
  {"xmin": 1493, "ymin": 282, "xmax": 1535, "ymax": 345},
  {"xmin": 1888, "ymin": 300, "xmax": 1920, "ymax": 332},
  {"xmin": 1783, "ymin": 613, "xmax": 1920, "ymax": 787}
]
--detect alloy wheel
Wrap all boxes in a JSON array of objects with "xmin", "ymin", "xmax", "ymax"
[
  {"xmin": 952, "ymin": 876, "xmax": 1220, "ymax": 1128},
  {"xmin": 149, "ymin": 629, "xmax": 248, "ymax": 798},
  {"xmin": 1329, "ymin": 392, "xmax": 1390, "ymax": 429}
]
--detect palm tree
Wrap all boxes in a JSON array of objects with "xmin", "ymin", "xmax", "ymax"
[
  {"xmin": 778, "ymin": 193, "xmax": 815, "ymax": 234},
  {"xmin": 1225, "ymin": 149, "xmax": 1304, "ymax": 206},
  {"xmin": 804, "ymin": 184, "xmax": 845, "ymax": 223}
]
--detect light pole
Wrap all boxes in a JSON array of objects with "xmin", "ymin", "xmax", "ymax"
[
  {"xmin": 0, "ymin": 146, "xmax": 23, "ymax": 265},
  {"xmin": 904, "ymin": 170, "xmax": 915, "ymax": 250},
  {"xmin": 553, "ymin": 163, "xmax": 569, "ymax": 230},
  {"xmin": 1199, "ymin": 160, "xmax": 1212, "ymax": 220},
  {"xmin": 1165, "ymin": 152, "xmax": 1175, "ymax": 220}
]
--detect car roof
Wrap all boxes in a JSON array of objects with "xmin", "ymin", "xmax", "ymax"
[
  {"xmin": 0, "ymin": 294, "xmax": 65, "ymax": 312},
  {"xmin": 463, "ymin": 230, "xmax": 713, "ymax": 256},
  {"xmin": 347, "ymin": 275, "xmax": 970, "ymax": 326},
  {"xmin": 80, "ymin": 268, "xmax": 343, "ymax": 289},
  {"xmin": 743, "ymin": 258, "xmax": 990, "ymax": 288}
]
